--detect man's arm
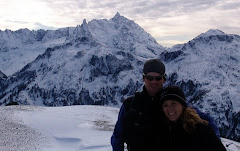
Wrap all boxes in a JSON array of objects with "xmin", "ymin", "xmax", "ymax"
[
  {"xmin": 193, "ymin": 107, "xmax": 221, "ymax": 139},
  {"xmin": 111, "ymin": 105, "xmax": 126, "ymax": 151}
]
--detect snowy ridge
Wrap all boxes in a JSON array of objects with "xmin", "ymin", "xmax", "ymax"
[{"xmin": 0, "ymin": 28, "xmax": 70, "ymax": 76}]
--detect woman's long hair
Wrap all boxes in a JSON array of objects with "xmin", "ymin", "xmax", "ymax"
[{"xmin": 180, "ymin": 107, "xmax": 208, "ymax": 134}]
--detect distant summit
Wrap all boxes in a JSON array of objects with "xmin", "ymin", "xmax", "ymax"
[
  {"xmin": 197, "ymin": 29, "xmax": 225, "ymax": 38},
  {"xmin": 113, "ymin": 12, "xmax": 121, "ymax": 18}
]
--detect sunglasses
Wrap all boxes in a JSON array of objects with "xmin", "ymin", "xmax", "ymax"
[{"xmin": 144, "ymin": 74, "xmax": 163, "ymax": 81}]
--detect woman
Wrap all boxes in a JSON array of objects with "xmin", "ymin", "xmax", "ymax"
[{"xmin": 156, "ymin": 86, "xmax": 226, "ymax": 151}]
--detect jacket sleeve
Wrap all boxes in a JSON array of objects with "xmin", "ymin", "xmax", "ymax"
[
  {"xmin": 193, "ymin": 107, "xmax": 221, "ymax": 139},
  {"xmin": 111, "ymin": 104, "xmax": 126, "ymax": 151}
]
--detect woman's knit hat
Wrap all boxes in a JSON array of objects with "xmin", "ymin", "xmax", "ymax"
[{"xmin": 159, "ymin": 86, "xmax": 187, "ymax": 107}]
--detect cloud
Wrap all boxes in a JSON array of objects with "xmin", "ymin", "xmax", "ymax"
[
  {"xmin": 6, "ymin": 20, "xmax": 28, "ymax": 24},
  {"xmin": 218, "ymin": 1, "xmax": 240, "ymax": 10}
]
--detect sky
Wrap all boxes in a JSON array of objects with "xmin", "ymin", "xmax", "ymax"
[
  {"xmin": 1, "ymin": 105, "xmax": 239, "ymax": 151},
  {"xmin": 0, "ymin": 0, "xmax": 240, "ymax": 47}
]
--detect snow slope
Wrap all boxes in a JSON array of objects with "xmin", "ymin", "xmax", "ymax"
[
  {"xmin": 0, "ymin": 105, "xmax": 118, "ymax": 151},
  {"xmin": 0, "ymin": 105, "xmax": 239, "ymax": 151}
]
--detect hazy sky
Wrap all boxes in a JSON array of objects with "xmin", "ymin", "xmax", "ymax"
[{"xmin": 0, "ymin": 0, "xmax": 239, "ymax": 47}]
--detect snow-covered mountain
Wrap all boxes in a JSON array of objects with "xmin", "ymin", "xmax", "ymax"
[
  {"xmin": 0, "ymin": 13, "xmax": 239, "ymax": 142},
  {"xmin": 0, "ymin": 28, "xmax": 73, "ymax": 76},
  {"xmin": 160, "ymin": 29, "xmax": 240, "ymax": 141},
  {"xmin": 0, "ymin": 13, "xmax": 165, "ymax": 107},
  {"xmin": 0, "ymin": 13, "xmax": 163, "ymax": 76}
]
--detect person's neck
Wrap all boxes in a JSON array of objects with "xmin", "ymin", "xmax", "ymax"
[
  {"xmin": 149, "ymin": 93, "xmax": 156, "ymax": 97},
  {"xmin": 143, "ymin": 87, "xmax": 157, "ymax": 96}
]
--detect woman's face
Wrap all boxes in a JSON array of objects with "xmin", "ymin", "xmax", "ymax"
[{"xmin": 162, "ymin": 100, "xmax": 183, "ymax": 122}]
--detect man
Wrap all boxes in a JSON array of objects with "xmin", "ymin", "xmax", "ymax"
[{"xmin": 111, "ymin": 59, "xmax": 220, "ymax": 151}]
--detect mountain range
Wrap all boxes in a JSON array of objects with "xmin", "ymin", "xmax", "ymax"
[{"xmin": 0, "ymin": 13, "xmax": 239, "ymax": 142}]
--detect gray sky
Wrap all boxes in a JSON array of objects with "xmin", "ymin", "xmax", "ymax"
[{"xmin": 0, "ymin": 0, "xmax": 239, "ymax": 47}]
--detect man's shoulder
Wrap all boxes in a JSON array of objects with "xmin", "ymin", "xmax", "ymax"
[
  {"xmin": 123, "ymin": 92, "xmax": 142, "ymax": 109},
  {"xmin": 123, "ymin": 95, "xmax": 134, "ymax": 109}
]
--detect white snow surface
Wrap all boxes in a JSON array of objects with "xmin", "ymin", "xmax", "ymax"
[
  {"xmin": 0, "ymin": 105, "xmax": 239, "ymax": 151},
  {"xmin": 0, "ymin": 105, "xmax": 118, "ymax": 151}
]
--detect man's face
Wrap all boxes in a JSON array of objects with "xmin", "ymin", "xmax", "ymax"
[{"xmin": 143, "ymin": 72, "xmax": 165, "ymax": 96}]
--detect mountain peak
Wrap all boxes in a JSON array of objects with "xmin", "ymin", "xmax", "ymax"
[
  {"xmin": 197, "ymin": 29, "xmax": 225, "ymax": 38},
  {"xmin": 81, "ymin": 19, "xmax": 88, "ymax": 31},
  {"xmin": 111, "ymin": 12, "xmax": 127, "ymax": 22},
  {"xmin": 114, "ymin": 12, "xmax": 121, "ymax": 18},
  {"xmin": 206, "ymin": 29, "xmax": 225, "ymax": 35},
  {"xmin": 83, "ymin": 19, "xmax": 87, "ymax": 25}
]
